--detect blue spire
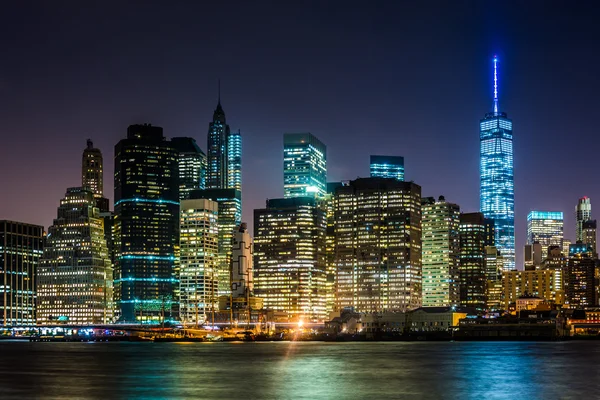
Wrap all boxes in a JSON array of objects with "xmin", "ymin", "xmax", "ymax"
[{"xmin": 493, "ymin": 55, "xmax": 499, "ymax": 115}]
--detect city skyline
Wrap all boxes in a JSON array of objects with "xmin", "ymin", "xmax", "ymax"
[{"xmin": 2, "ymin": 2, "xmax": 600, "ymax": 270}]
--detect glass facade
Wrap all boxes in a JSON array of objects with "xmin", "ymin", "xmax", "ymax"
[
  {"xmin": 254, "ymin": 197, "xmax": 327, "ymax": 322},
  {"xmin": 283, "ymin": 133, "xmax": 327, "ymax": 198},
  {"xmin": 114, "ymin": 124, "xmax": 180, "ymax": 323},
  {"xmin": 370, "ymin": 155, "xmax": 404, "ymax": 181},
  {"xmin": 206, "ymin": 100, "xmax": 241, "ymax": 192},
  {"xmin": 576, "ymin": 197, "xmax": 591, "ymax": 243},
  {"xmin": 480, "ymin": 57, "xmax": 515, "ymax": 270},
  {"xmin": 82, "ymin": 139, "xmax": 109, "ymax": 212},
  {"xmin": 333, "ymin": 178, "xmax": 422, "ymax": 312},
  {"xmin": 526, "ymin": 211, "xmax": 564, "ymax": 258},
  {"xmin": 38, "ymin": 188, "xmax": 114, "ymax": 325},
  {"xmin": 0, "ymin": 221, "xmax": 44, "ymax": 326},
  {"xmin": 422, "ymin": 197, "xmax": 460, "ymax": 307},
  {"xmin": 566, "ymin": 244, "xmax": 595, "ymax": 308},
  {"xmin": 458, "ymin": 213, "xmax": 488, "ymax": 311},
  {"xmin": 172, "ymin": 137, "xmax": 207, "ymax": 200},
  {"xmin": 227, "ymin": 130, "xmax": 242, "ymax": 191},
  {"xmin": 179, "ymin": 199, "xmax": 219, "ymax": 325}
]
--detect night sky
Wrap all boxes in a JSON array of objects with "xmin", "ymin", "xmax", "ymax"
[{"xmin": 1, "ymin": 1, "xmax": 599, "ymax": 267}]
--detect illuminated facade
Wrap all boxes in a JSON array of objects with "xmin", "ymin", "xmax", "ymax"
[
  {"xmin": 422, "ymin": 197, "xmax": 460, "ymax": 307},
  {"xmin": 485, "ymin": 246, "xmax": 503, "ymax": 281},
  {"xmin": 501, "ymin": 269, "xmax": 564, "ymax": 310},
  {"xmin": 582, "ymin": 220, "xmax": 597, "ymax": 256},
  {"xmin": 566, "ymin": 244, "xmax": 595, "ymax": 308},
  {"xmin": 38, "ymin": 188, "xmax": 113, "ymax": 324},
  {"xmin": 333, "ymin": 178, "xmax": 422, "ymax": 312},
  {"xmin": 254, "ymin": 197, "xmax": 327, "ymax": 322},
  {"xmin": 576, "ymin": 197, "xmax": 592, "ymax": 243},
  {"xmin": 458, "ymin": 213, "xmax": 488, "ymax": 311},
  {"xmin": 0, "ymin": 221, "xmax": 44, "ymax": 326},
  {"xmin": 190, "ymin": 188, "xmax": 242, "ymax": 297},
  {"xmin": 114, "ymin": 124, "xmax": 180, "ymax": 323},
  {"xmin": 324, "ymin": 182, "xmax": 343, "ymax": 315},
  {"xmin": 179, "ymin": 199, "xmax": 219, "ymax": 325},
  {"xmin": 369, "ymin": 155, "xmax": 404, "ymax": 181},
  {"xmin": 480, "ymin": 56, "xmax": 514, "ymax": 270},
  {"xmin": 172, "ymin": 137, "xmax": 207, "ymax": 200},
  {"xmin": 231, "ymin": 223, "xmax": 253, "ymax": 300},
  {"xmin": 227, "ymin": 130, "xmax": 242, "ymax": 191},
  {"xmin": 82, "ymin": 139, "xmax": 109, "ymax": 212},
  {"xmin": 526, "ymin": 211, "xmax": 564, "ymax": 257},
  {"xmin": 283, "ymin": 133, "xmax": 327, "ymax": 198},
  {"xmin": 524, "ymin": 242, "xmax": 543, "ymax": 270}
]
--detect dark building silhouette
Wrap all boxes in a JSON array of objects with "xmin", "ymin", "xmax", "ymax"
[{"xmin": 566, "ymin": 243, "xmax": 596, "ymax": 308}]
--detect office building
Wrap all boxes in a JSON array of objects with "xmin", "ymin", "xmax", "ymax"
[
  {"xmin": 458, "ymin": 213, "xmax": 488, "ymax": 311},
  {"xmin": 82, "ymin": 139, "xmax": 109, "ymax": 212},
  {"xmin": 114, "ymin": 124, "xmax": 179, "ymax": 323},
  {"xmin": 582, "ymin": 220, "xmax": 597, "ymax": 256},
  {"xmin": 563, "ymin": 239, "xmax": 572, "ymax": 259},
  {"xmin": 576, "ymin": 197, "xmax": 592, "ymax": 243},
  {"xmin": 38, "ymin": 187, "xmax": 113, "ymax": 324},
  {"xmin": 227, "ymin": 129, "xmax": 242, "ymax": 191},
  {"xmin": 179, "ymin": 198, "xmax": 219, "ymax": 325},
  {"xmin": 524, "ymin": 242, "xmax": 543, "ymax": 270},
  {"xmin": 0, "ymin": 221, "xmax": 44, "ymax": 326},
  {"xmin": 370, "ymin": 155, "xmax": 404, "ymax": 181},
  {"xmin": 422, "ymin": 197, "xmax": 460, "ymax": 307},
  {"xmin": 333, "ymin": 178, "xmax": 422, "ymax": 312},
  {"xmin": 324, "ymin": 182, "xmax": 343, "ymax": 316},
  {"xmin": 283, "ymin": 133, "xmax": 327, "ymax": 198},
  {"xmin": 526, "ymin": 211, "xmax": 563, "ymax": 257},
  {"xmin": 171, "ymin": 137, "xmax": 207, "ymax": 200},
  {"xmin": 501, "ymin": 269, "xmax": 564, "ymax": 310},
  {"xmin": 190, "ymin": 188, "xmax": 242, "ymax": 297},
  {"xmin": 566, "ymin": 244, "xmax": 596, "ymax": 308},
  {"xmin": 254, "ymin": 197, "xmax": 327, "ymax": 322},
  {"xmin": 231, "ymin": 223, "xmax": 253, "ymax": 300},
  {"xmin": 480, "ymin": 56, "xmax": 515, "ymax": 270}
]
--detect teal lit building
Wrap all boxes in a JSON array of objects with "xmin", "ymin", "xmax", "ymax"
[
  {"xmin": 526, "ymin": 211, "xmax": 564, "ymax": 257},
  {"xmin": 480, "ymin": 56, "xmax": 514, "ymax": 270},
  {"xmin": 283, "ymin": 133, "xmax": 327, "ymax": 198},
  {"xmin": 171, "ymin": 137, "xmax": 207, "ymax": 200},
  {"xmin": 370, "ymin": 155, "xmax": 404, "ymax": 181}
]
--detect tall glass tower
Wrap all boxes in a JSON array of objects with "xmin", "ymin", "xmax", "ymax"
[
  {"xmin": 480, "ymin": 55, "xmax": 515, "ymax": 270},
  {"xmin": 283, "ymin": 133, "xmax": 327, "ymax": 198}
]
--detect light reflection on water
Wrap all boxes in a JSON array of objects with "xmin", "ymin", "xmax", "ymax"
[{"xmin": 0, "ymin": 341, "xmax": 598, "ymax": 399}]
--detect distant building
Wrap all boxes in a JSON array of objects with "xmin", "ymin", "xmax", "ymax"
[
  {"xmin": 190, "ymin": 188, "xmax": 242, "ymax": 297},
  {"xmin": 480, "ymin": 56, "xmax": 514, "ymax": 270},
  {"xmin": 171, "ymin": 137, "xmax": 207, "ymax": 200},
  {"xmin": 501, "ymin": 269, "xmax": 563, "ymax": 310},
  {"xmin": 231, "ymin": 223, "xmax": 253, "ymax": 300},
  {"xmin": 227, "ymin": 129, "xmax": 242, "ymax": 192},
  {"xmin": 333, "ymin": 178, "xmax": 422, "ymax": 312},
  {"xmin": 0, "ymin": 221, "xmax": 44, "ymax": 326},
  {"xmin": 422, "ymin": 196, "xmax": 460, "ymax": 307},
  {"xmin": 458, "ymin": 212, "xmax": 488, "ymax": 311},
  {"xmin": 582, "ymin": 220, "xmax": 597, "ymax": 256},
  {"xmin": 576, "ymin": 197, "xmax": 592, "ymax": 243},
  {"xmin": 114, "ymin": 124, "xmax": 179, "ymax": 323},
  {"xmin": 179, "ymin": 198, "xmax": 219, "ymax": 325},
  {"xmin": 254, "ymin": 197, "xmax": 327, "ymax": 322},
  {"xmin": 524, "ymin": 242, "xmax": 543, "ymax": 270},
  {"xmin": 369, "ymin": 155, "xmax": 404, "ymax": 181},
  {"xmin": 82, "ymin": 139, "xmax": 109, "ymax": 212},
  {"xmin": 283, "ymin": 133, "xmax": 327, "ymax": 198},
  {"xmin": 526, "ymin": 211, "xmax": 563, "ymax": 257},
  {"xmin": 566, "ymin": 244, "xmax": 596, "ymax": 308},
  {"xmin": 38, "ymin": 187, "xmax": 113, "ymax": 325},
  {"xmin": 542, "ymin": 246, "xmax": 566, "ymax": 296}
]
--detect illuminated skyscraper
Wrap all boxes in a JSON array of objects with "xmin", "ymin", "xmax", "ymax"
[
  {"xmin": 227, "ymin": 129, "xmax": 242, "ymax": 191},
  {"xmin": 0, "ymin": 221, "xmax": 44, "ymax": 326},
  {"xmin": 582, "ymin": 220, "xmax": 597, "ymax": 256},
  {"xmin": 370, "ymin": 155, "xmax": 404, "ymax": 181},
  {"xmin": 254, "ymin": 197, "xmax": 327, "ymax": 322},
  {"xmin": 333, "ymin": 178, "xmax": 422, "ymax": 312},
  {"xmin": 458, "ymin": 213, "xmax": 488, "ymax": 311},
  {"xmin": 190, "ymin": 188, "xmax": 242, "ymax": 297},
  {"xmin": 179, "ymin": 198, "xmax": 219, "ymax": 325},
  {"xmin": 82, "ymin": 139, "xmax": 109, "ymax": 212},
  {"xmin": 283, "ymin": 133, "xmax": 327, "ymax": 198},
  {"xmin": 526, "ymin": 211, "xmax": 564, "ymax": 257},
  {"xmin": 422, "ymin": 197, "xmax": 460, "ymax": 307},
  {"xmin": 576, "ymin": 197, "xmax": 592, "ymax": 243},
  {"xmin": 114, "ymin": 124, "xmax": 179, "ymax": 323},
  {"xmin": 566, "ymin": 244, "xmax": 595, "ymax": 308},
  {"xmin": 38, "ymin": 187, "xmax": 113, "ymax": 324},
  {"xmin": 480, "ymin": 55, "xmax": 514, "ymax": 270},
  {"xmin": 172, "ymin": 137, "xmax": 207, "ymax": 200}
]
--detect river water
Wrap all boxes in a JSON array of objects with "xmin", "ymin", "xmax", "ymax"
[{"xmin": 0, "ymin": 341, "xmax": 598, "ymax": 399}]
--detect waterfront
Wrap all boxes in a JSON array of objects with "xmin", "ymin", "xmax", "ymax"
[{"xmin": 0, "ymin": 342, "xmax": 599, "ymax": 399}]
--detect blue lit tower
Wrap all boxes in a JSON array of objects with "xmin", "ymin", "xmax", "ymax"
[
  {"xmin": 480, "ymin": 56, "xmax": 515, "ymax": 270},
  {"xmin": 370, "ymin": 155, "xmax": 404, "ymax": 181}
]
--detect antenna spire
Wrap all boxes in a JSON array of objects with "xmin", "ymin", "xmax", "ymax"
[
  {"xmin": 218, "ymin": 79, "xmax": 221, "ymax": 105},
  {"xmin": 493, "ymin": 55, "xmax": 498, "ymax": 115}
]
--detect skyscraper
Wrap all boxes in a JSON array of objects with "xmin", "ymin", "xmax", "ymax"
[
  {"xmin": 480, "ymin": 56, "xmax": 515, "ymax": 270},
  {"xmin": 254, "ymin": 197, "xmax": 327, "ymax": 322},
  {"xmin": 422, "ymin": 196, "xmax": 460, "ymax": 307},
  {"xmin": 82, "ymin": 139, "xmax": 109, "ymax": 212},
  {"xmin": 172, "ymin": 137, "xmax": 207, "ymax": 200},
  {"xmin": 566, "ymin": 244, "xmax": 596, "ymax": 308},
  {"xmin": 114, "ymin": 124, "xmax": 179, "ymax": 323},
  {"xmin": 38, "ymin": 187, "xmax": 113, "ymax": 324},
  {"xmin": 206, "ymin": 92, "xmax": 241, "ymax": 192},
  {"xmin": 333, "ymin": 178, "xmax": 422, "ymax": 312},
  {"xmin": 576, "ymin": 197, "xmax": 592, "ymax": 243},
  {"xmin": 283, "ymin": 133, "xmax": 327, "ymax": 198},
  {"xmin": 458, "ymin": 213, "xmax": 488, "ymax": 311},
  {"xmin": 526, "ymin": 211, "xmax": 564, "ymax": 257},
  {"xmin": 582, "ymin": 220, "xmax": 597, "ymax": 256},
  {"xmin": 0, "ymin": 221, "xmax": 44, "ymax": 326},
  {"xmin": 179, "ymin": 198, "xmax": 219, "ymax": 325},
  {"xmin": 370, "ymin": 155, "xmax": 404, "ymax": 181}
]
